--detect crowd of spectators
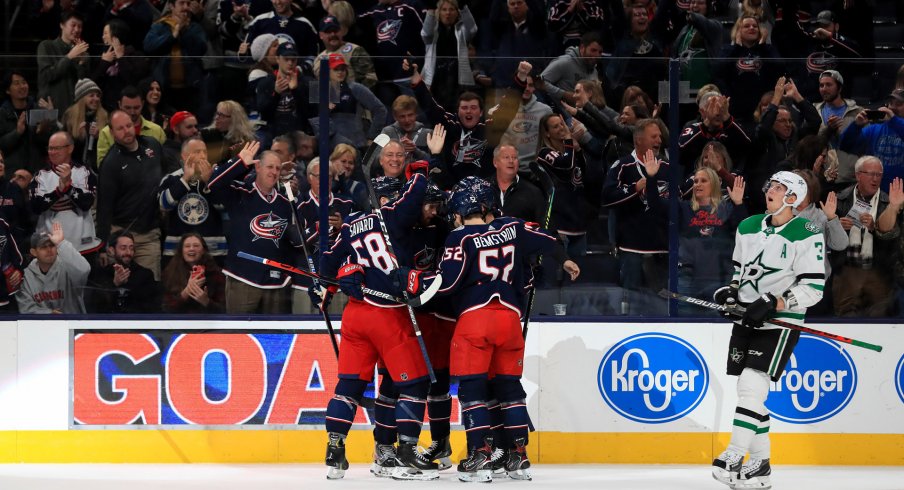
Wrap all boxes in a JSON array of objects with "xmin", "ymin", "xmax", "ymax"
[{"xmin": 1, "ymin": 0, "xmax": 903, "ymax": 317}]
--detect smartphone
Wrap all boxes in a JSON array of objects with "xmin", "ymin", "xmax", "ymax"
[
  {"xmin": 191, "ymin": 265, "xmax": 205, "ymax": 279},
  {"xmin": 865, "ymin": 109, "xmax": 886, "ymax": 122}
]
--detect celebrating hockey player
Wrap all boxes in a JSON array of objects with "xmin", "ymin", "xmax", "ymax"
[
  {"xmin": 711, "ymin": 171, "xmax": 825, "ymax": 489},
  {"xmin": 400, "ymin": 177, "xmax": 556, "ymax": 482},
  {"xmin": 319, "ymin": 173, "xmax": 440, "ymax": 481}
]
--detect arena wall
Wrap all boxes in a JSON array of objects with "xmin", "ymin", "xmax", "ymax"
[{"xmin": 0, "ymin": 319, "xmax": 900, "ymax": 465}]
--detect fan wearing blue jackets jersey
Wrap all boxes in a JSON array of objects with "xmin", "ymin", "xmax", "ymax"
[
  {"xmin": 318, "ymin": 173, "xmax": 440, "ymax": 481},
  {"xmin": 207, "ymin": 141, "xmax": 299, "ymax": 314},
  {"xmin": 411, "ymin": 176, "xmax": 555, "ymax": 482}
]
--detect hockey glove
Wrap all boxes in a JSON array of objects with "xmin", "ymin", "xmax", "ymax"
[
  {"xmin": 308, "ymin": 284, "xmax": 336, "ymax": 311},
  {"xmin": 742, "ymin": 293, "xmax": 777, "ymax": 329},
  {"xmin": 405, "ymin": 160, "xmax": 430, "ymax": 181},
  {"xmin": 713, "ymin": 284, "xmax": 739, "ymax": 319},
  {"xmin": 395, "ymin": 267, "xmax": 435, "ymax": 297},
  {"xmin": 337, "ymin": 263, "xmax": 365, "ymax": 301}
]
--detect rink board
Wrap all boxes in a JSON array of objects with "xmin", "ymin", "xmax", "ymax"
[{"xmin": 0, "ymin": 319, "xmax": 901, "ymax": 464}]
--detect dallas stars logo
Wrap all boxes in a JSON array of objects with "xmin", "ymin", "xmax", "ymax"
[
  {"xmin": 738, "ymin": 250, "xmax": 781, "ymax": 292},
  {"xmin": 730, "ymin": 347, "xmax": 744, "ymax": 364}
]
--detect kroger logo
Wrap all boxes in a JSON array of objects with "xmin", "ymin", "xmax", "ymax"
[
  {"xmin": 896, "ymin": 354, "xmax": 904, "ymax": 405},
  {"xmin": 597, "ymin": 333, "xmax": 708, "ymax": 424},
  {"xmin": 766, "ymin": 335, "xmax": 857, "ymax": 424}
]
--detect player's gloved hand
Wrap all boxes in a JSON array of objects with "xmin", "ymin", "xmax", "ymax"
[
  {"xmin": 308, "ymin": 284, "xmax": 336, "ymax": 311},
  {"xmin": 405, "ymin": 160, "xmax": 429, "ymax": 181},
  {"xmin": 337, "ymin": 263, "xmax": 364, "ymax": 301},
  {"xmin": 394, "ymin": 266, "xmax": 435, "ymax": 296},
  {"xmin": 713, "ymin": 284, "xmax": 739, "ymax": 319},
  {"xmin": 742, "ymin": 293, "xmax": 777, "ymax": 329}
]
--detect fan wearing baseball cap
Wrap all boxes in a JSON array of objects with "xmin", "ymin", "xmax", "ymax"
[
  {"xmin": 839, "ymin": 89, "xmax": 904, "ymax": 191},
  {"xmin": 315, "ymin": 52, "xmax": 388, "ymax": 150},
  {"xmin": 814, "ymin": 70, "xmax": 863, "ymax": 184},
  {"xmin": 313, "ymin": 15, "xmax": 378, "ymax": 88},
  {"xmin": 253, "ymin": 41, "xmax": 314, "ymax": 143}
]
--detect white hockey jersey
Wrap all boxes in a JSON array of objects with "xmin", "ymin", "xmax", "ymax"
[{"xmin": 732, "ymin": 214, "xmax": 826, "ymax": 328}]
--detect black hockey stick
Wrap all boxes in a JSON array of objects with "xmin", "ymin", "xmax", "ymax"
[
  {"xmin": 523, "ymin": 160, "xmax": 556, "ymax": 340},
  {"xmin": 659, "ymin": 289, "xmax": 884, "ymax": 352},
  {"xmin": 362, "ymin": 133, "xmax": 437, "ymax": 383},
  {"xmin": 284, "ymin": 182, "xmax": 340, "ymax": 359}
]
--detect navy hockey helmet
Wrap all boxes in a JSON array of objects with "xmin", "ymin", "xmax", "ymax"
[{"xmin": 372, "ymin": 176, "xmax": 403, "ymax": 201}]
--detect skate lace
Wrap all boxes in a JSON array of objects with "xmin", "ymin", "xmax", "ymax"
[
  {"xmin": 411, "ymin": 445, "xmax": 433, "ymax": 464},
  {"xmin": 421, "ymin": 440, "xmax": 439, "ymax": 457},
  {"xmin": 489, "ymin": 448, "xmax": 505, "ymax": 462},
  {"xmin": 741, "ymin": 458, "xmax": 762, "ymax": 475},
  {"xmin": 375, "ymin": 444, "xmax": 396, "ymax": 462}
]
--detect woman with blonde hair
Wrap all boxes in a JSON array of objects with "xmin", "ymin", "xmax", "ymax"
[
  {"xmin": 678, "ymin": 166, "xmax": 747, "ymax": 315},
  {"xmin": 201, "ymin": 100, "xmax": 256, "ymax": 164},
  {"xmin": 63, "ymin": 79, "xmax": 108, "ymax": 169},
  {"xmin": 330, "ymin": 143, "xmax": 367, "ymax": 210}
]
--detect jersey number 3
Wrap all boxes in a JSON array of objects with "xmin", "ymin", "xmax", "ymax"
[{"xmin": 479, "ymin": 245, "xmax": 515, "ymax": 283}]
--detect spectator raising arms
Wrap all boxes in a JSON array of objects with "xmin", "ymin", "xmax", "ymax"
[
  {"xmin": 162, "ymin": 232, "xmax": 225, "ymax": 313},
  {"xmin": 16, "ymin": 222, "xmax": 91, "ymax": 314}
]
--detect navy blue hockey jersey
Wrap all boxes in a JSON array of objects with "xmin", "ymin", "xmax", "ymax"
[
  {"xmin": 320, "ymin": 174, "xmax": 429, "ymax": 307},
  {"xmin": 291, "ymin": 191, "xmax": 354, "ymax": 291},
  {"xmin": 437, "ymin": 216, "xmax": 555, "ymax": 317},
  {"xmin": 358, "ymin": 1, "xmax": 425, "ymax": 81},
  {"xmin": 208, "ymin": 157, "xmax": 298, "ymax": 288}
]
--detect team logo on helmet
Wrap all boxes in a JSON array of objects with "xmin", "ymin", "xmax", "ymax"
[{"xmin": 250, "ymin": 212, "xmax": 288, "ymax": 246}]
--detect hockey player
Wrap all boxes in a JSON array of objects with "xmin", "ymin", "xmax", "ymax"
[
  {"xmin": 402, "ymin": 176, "xmax": 556, "ymax": 482},
  {"xmin": 319, "ymin": 173, "xmax": 439, "ymax": 481},
  {"xmin": 711, "ymin": 171, "xmax": 825, "ymax": 490}
]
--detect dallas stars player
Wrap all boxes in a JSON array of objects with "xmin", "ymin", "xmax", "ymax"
[{"xmin": 711, "ymin": 171, "xmax": 825, "ymax": 490}]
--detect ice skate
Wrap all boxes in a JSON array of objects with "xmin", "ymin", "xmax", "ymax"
[
  {"xmin": 505, "ymin": 437, "xmax": 532, "ymax": 480},
  {"xmin": 734, "ymin": 458, "xmax": 772, "ymax": 489},
  {"xmin": 420, "ymin": 437, "xmax": 453, "ymax": 470},
  {"xmin": 370, "ymin": 443, "xmax": 398, "ymax": 478},
  {"xmin": 392, "ymin": 441, "xmax": 440, "ymax": 481},
  {"xmin": 490, "ymin": 447, "xmax": 507, "ymax": 476},
  {"xmin": 712, "ymin": 449, "xmax": 743, "ymax": 487},
  {"xmin": 457, "ymin": 437, "xmax": 495, "ymax": 483},
  {"xmin": 325, "ymin": 433, "xmax": 349, "ymax": 480}
]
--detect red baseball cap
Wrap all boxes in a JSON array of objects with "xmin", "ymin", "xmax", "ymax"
[{"xmin": 328, "ymin": 53, "xmax": 348, "ymax": 70}]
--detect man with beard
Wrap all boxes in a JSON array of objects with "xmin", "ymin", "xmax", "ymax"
[
  {"xmin": 813, "ymin": 70, "xmax": 861, "ymax": 186},
  {"xmin": 162, "ymin": 111, "xmax": 200, "ymax": 174},
  {"xmin": 87, "ymin": 229, "xmax": 159, "ymax": 313},
  {"xmin": 313, "ymin": 15, "xmax": 377, "ymax": 88}
]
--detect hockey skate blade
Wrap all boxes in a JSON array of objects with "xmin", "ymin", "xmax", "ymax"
[
  {"xmin": 437, "ymin": 456, "xmax": 453, "ymax": 471},
  {"xmin": 712, "ymin": 467, "xmax": 738, "ymax": 487},
  {"xmin": 733, "ymin": 475, "xmax": 772, "ymax": 489},
  {"xmin": 326, "ymin": 467, "xmax": 346, "ymax": 480},
  {"xmin": 370, "ymin": 463, "xmax": 395, "ymax": 478},
  {"xmin": 507, "ymin": 468, "xmax": 532, "ymax": 481},
  {"xmin": 458, "ymin": 469, "xmax": 492, "ymax": 483},
  {"xmin": 391, "ymin": 467, "xmax": 440, "ymax": 481}
]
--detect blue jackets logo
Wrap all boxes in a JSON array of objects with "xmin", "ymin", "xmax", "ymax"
[
  {"xmin": 597, "ymin": 333, "xmax": 708, "ymax": 424},
  {"xmin": 766, "ymin": 335, "xmax": 857, "ymax": 424},
  {"xmin": 895, "ymin": 354, "xmax": 904, "ymax": 405}
]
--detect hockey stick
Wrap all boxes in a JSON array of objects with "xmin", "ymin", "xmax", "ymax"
[
  {"xmin": 523, "ymin": 161, "xmax": 556, "ymax": 340},
  {"xmin": 362, "ymin": 133, "xmax": 437, "ymax": 383},
  {"xmin": 659, "ymin": 289, "xmax": 884, "ymax": 352},
  {"xmin": 284, "ymin": 182, "xmax": 340, "ymax": 359}
]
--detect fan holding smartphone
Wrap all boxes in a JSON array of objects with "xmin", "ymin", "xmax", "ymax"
[
  {"xmin": 162, "ymin": 233, "xmax": 225, "ymax": 313},
  {"xmin": 839, "ymin": 88, "xmax": 904, "ymax": 190}
]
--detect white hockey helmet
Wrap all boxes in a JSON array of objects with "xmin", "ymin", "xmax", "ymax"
[{"xmin": 763, "ymin": 171, "xmax": 807, "ymax": 215}]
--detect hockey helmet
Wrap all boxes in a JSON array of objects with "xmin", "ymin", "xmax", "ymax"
[
  {"xmin": 424, "ymin": 181, "xmax": 446, "ymax": 204},
  {"xmin": 763, "ymin": 171, "xmax": 807, "ymax": 202},
  {"xmin": 372, "ymin": 176, "xmax": 403, "ymax": 201}
]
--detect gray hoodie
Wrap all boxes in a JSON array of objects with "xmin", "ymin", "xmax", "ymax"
[
  {"xmin": 16, "ymin": 240, "xmax": 90, "ymax": 314},
  {"xmin": 502, "ymin": 95, "xmax": 553, "ymax": 172},
  {"xmin": 540, "ymin": 46, "xmax": 600, "ymax": 103}
]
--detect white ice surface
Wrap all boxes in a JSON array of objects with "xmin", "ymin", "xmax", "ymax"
[{"xmin": 0, "ymin": 464, "xmax": 902, "ymax": 490}]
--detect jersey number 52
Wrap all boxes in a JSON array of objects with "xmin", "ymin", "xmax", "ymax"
[{"xmin": 479, "ymin": 245, "xmax": 515, "ymax": 283}]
